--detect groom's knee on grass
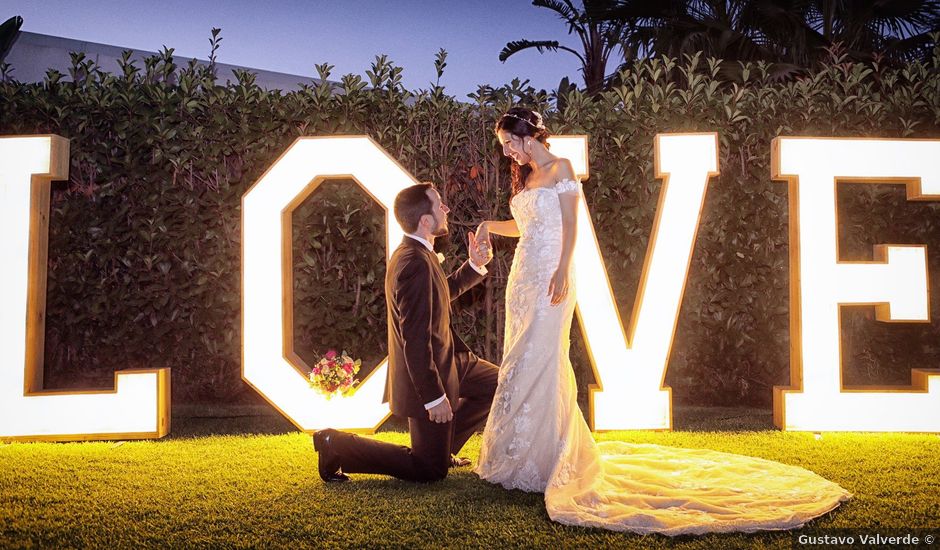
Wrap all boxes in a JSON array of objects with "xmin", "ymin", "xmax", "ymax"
[
  {"xmin": 412, "ymin": 459, "xmax": 449, "ymax": 483},
  {"xmin": 417, "ymin": 468, "xmax": 448, "ymax": 483}
]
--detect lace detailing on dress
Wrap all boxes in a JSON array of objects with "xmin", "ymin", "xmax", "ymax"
[
  {"xmin": 554, "ymin": 178, "xmax": 582, "ymax": 195},
  {"xmin": 475, "ymin": 183, "xmax": 578, "ymax": 492},
  {"xmin": 475, "ymin": 176, "xmax": 851, "ymax": 534}
]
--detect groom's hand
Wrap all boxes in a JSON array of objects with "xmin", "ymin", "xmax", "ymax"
[
  {"xmin": 468, "ymin": 231, "xmax": 493, "ymax": 267},
  {"xmin": 428, "ymin": 397, "xmax": 453, "ymax": 423}
]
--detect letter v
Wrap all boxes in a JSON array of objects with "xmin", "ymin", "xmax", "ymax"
[{"xmin": 579, "ymin": 134, "xmax": 719, "ymax": 430}]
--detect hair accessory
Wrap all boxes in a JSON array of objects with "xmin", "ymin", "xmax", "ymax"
[{"xmin": 502, "ymin": 111, "xmax": 545, "ymax": 130}]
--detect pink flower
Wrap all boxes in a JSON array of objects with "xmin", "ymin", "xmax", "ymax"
[{"xmin": 309, "ymin": 351, "xmax": 361, "ymax": 398}]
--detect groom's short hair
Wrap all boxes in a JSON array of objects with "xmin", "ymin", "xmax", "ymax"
[{"xmin": 394, "ymin": 182, "xmax": 435, "ymax": 234}]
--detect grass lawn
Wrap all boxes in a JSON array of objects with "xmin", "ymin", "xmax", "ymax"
[{"xmin": 1, "ymin": 406, "xmax": 938, "ymax": 549}]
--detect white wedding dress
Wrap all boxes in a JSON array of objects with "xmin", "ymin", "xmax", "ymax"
[{"xmin": 475, "ymin": 179, "xmax": 851, "ymax": 535}]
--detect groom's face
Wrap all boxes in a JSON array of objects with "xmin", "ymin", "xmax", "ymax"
[{"xmin": 424, "ymin": 188, "xmax": 449, "ymax": 236}]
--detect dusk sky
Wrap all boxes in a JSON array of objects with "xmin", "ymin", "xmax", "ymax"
[{"xmin": 4, "ymin": 0, "xmax": 588, "ymax": 98}]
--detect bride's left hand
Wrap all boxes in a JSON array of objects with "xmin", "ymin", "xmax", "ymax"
[{"xmin": 547, "ymin": 269, "xmax": 569, "ymax": 306}]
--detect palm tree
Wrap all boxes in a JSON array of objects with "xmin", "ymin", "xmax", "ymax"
[
  {"xmin": 659, "ymin": 1, "xmax": 774, "ymax": 61},
  {"xmin": 595, "ymin": 0, "xmax": 939, "ymax": 68},
  {"xmin": 499, "ymin": 0, "xmax": 628, "ymax": 95},
  {"xmin": 595, "ymin": 1, "xmax": 813, "ymax": 61},
  {"xmin": 803, "ymin": 0, "xmax": 940, "ymax": 63}
]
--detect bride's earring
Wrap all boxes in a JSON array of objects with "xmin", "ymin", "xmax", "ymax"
[{"xmin": 524, "ymin": 139, "xmax": 531, "ymax": 154}]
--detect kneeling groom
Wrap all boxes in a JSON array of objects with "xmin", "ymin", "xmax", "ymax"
[{"xmin": 314, "ymin": 182, "xmax": 498, "ymax": 482}]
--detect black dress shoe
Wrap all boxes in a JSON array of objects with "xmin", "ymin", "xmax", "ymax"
[
  {"xmin": 450, "ymin": 455, "xmax": 472, "ymax": 468},
  {"xmin": 313, "ymin": 429, "xmax": 349, "ymax": 483}
]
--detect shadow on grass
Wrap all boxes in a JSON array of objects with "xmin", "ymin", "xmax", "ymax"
[
  {"xmin": 168, "ymin": 403, "xmax": 776, "ymax": 439},
  {"xmin": 303, "ymin": 469, "xmax": 549, "ymax": 517},
  {"xmin": 169, "ymin": 403, "xmax": 298, "ymax": 438},
  {"xmin": 672, "ymin": 406, "xmax": 775, "ymax": 432}
]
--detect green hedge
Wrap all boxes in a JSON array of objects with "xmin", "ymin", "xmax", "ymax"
[{"xmin": 1, "ymin": 48, "xmax": 938, "ymax": 407}]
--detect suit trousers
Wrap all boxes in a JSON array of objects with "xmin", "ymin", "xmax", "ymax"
[{"xmin": 326, "ymin": 352, "xmax": 498, "ymax": 482}]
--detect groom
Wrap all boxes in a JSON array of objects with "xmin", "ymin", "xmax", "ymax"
[{"xmin": 313, "ymin": 182, "xmax": 498, "ymax": 482}]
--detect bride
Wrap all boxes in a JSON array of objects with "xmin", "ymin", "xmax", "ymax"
[{"xmin": 473, "ymin": 107, "xmax": 851, "ymax": 535}]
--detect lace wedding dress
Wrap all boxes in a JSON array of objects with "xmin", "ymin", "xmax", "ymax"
[{"xmin": 475, "ymin": 179, "xmax": 851, "ymax": 535}]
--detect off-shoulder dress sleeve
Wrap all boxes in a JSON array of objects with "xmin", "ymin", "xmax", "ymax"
[{"xmin": 554, "ymin": 178, "xmax": 582, "ymax": 195}]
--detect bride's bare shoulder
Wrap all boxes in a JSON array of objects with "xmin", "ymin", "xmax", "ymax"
[{"xmin": 548, "ymin": 158, "xmax": 575, "ymax": 181}]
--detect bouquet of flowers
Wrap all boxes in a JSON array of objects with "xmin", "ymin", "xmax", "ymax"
[{"xmin": 308, "ymin": 350, "xmax": 361, "ymax": 399}]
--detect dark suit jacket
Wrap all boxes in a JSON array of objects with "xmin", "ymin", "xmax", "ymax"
[{"xmin": 384, "ymin": 237, "xmax": 486, "ymax": 418}]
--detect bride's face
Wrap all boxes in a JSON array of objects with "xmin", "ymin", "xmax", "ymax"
[{"xmin": 497, "ymin": 129, "xmax": 530, "ymax": 165}]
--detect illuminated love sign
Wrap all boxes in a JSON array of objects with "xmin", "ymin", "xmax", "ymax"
[
  {"xmin": 0, "ymin": 136, "xmax": 170, "ymax": 442},
  {"xmin": 4, "ymin": 133, "xmax": 939, "ymax": 441},
  {"xmin": 772, "ymin": 137, "xmax": 940, "ymax": 432},
  {"xmin": 241, "ymin": 133, "xmax": 717, "ymax": 432}
]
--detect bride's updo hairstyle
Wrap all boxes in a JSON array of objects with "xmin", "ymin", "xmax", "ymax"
[{"xmin": 495, "ymin": 107, "xmax": 551, "ymax": 196}]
